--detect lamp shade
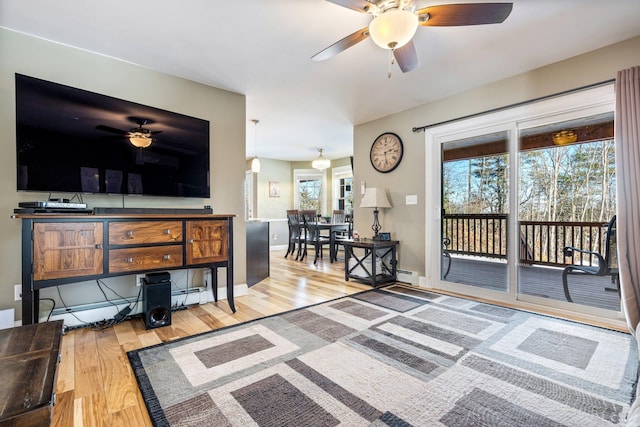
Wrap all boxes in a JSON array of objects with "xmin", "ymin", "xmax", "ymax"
[
  {"xmin": 360, "ymin": 188, "xmax": 392, "ymax": 209},
  {"xmin": 369, "ymin": 9, "xmax": 419, "ymax": 50}
]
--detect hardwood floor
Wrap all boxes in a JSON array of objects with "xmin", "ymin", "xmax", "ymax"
[{"xmin": 52, "ymin": 249, "xmax": 370, "ymax": 426}]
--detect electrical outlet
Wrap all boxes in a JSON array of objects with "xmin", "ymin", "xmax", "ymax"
[
  {"xmin": 272, "ymin": 233, "xmax": 278, "ymax": 241},
  {"xmin": 136, "ymin": 274, "xmax": 145, "ymax": 287},
  {"xmin": 14, "ymin": 284, "xmax": 21, "ymax": 301}
]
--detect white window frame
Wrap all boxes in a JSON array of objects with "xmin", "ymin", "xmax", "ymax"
[
  {"xmin": 332, "ymin": 165, "xmax": 353, "ymax": 213},
  {"xmin": 293, "ymin": 168, "xmax": 328, "ymax": 214}
]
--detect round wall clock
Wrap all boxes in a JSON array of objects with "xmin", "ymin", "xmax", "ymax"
[{"xmin": 370, "ymin": 132, "xmax": 404, "ymax": 173}]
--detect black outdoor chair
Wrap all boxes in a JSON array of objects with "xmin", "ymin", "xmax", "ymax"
[
  {"xmin": 442, "ymin": 237, "xmax": 452, "ymax": 279},
  {"xmin": 562, "ymin": 215, "xmax": 619, "ymax": 303}
]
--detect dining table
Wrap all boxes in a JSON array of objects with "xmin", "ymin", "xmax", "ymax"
[{"xmin": 297, "ymin": 221, "xmax": 351, "ymax": 262}]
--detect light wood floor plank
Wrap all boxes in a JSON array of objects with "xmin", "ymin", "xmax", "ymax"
[
  {"xmin": 95, "ymin": 328, "xmax": 140, "ymax": 415},
  {"xmin": 51, "ymin": 390, "xmax": 74, "ymax": 427},
  {"xmin": 56, "ymin": 331, "xmax": 75, "ymax": 394},
  {"xmin": 74, "ymin": 393, "xmax": 109, "ymax": 427},
  {"xmin": 73, "ymin": 330, "xmax": 104, "ymax": 400}
]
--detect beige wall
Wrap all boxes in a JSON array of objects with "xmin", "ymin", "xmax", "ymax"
[
  {"xmin": 256, "ymin": 158, "xmax": 293, "ymax": 220},
  {"xmin": 353, "ymin": 35, "xmax": 640, "ymax": 278},
  {"xmin": 0, "ymin": 29, "xmax": 247, "ymax": 321}
]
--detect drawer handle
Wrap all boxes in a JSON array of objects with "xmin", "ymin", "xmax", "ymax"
[
  {"xmin": 95, "ymin": 244, "xmax": 103, "ymax": 249},
  {"xmin": 125, "ymin": 257, "xmax": 134, "ymax": 263},
  {"xmin": 126, "ymin": 230, "xmax": 134, "ymax": 238},
  {"xmin": 163, "ymin": 229, "xmax": 171, "ymax": 235},
  {"xmin": 187, "ymin": 239, "xmax": 194, "ymax": 244},
  {"xmin": 163, "ymin": 254, "xmax": 171, "ymax": 260}
]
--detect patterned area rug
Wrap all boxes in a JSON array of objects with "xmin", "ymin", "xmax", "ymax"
[{"xmin": 128, "ymin": 285, "xmax": 638, "ymax": 426}]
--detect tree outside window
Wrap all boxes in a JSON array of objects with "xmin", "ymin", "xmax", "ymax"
[{"xmin": 299, "ymin": 178, "xmax": 322, "ymax": 212}]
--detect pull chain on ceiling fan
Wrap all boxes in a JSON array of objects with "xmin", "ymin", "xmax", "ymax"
[{"xmin": 312, "ymin": 1, "xmax": 513, "ymax": 76}]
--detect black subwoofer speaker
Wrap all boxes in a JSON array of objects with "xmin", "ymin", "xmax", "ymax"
[{"xmin": 143, "ymin": 278, "xmax": 171, "ymax": 329}]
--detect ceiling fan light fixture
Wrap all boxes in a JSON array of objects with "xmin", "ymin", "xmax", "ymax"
[
  {"xmin": 312, "ymin": 148, "xmax": 331, "ymax": 171},
  {"xmin": 369, "ymin": 8, "xmax": 419, "ymax": 50},
  {"xmin": 552, "ymin": 130, "xmax": 578, "ymax": 146},
  {"xmin": 129, "ymin": 134, "xmax": 152, "ymax": 148}
]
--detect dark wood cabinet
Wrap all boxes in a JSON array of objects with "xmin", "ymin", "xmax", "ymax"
[
  {"xmin": 186, "ymin": 220, "xmax": 229, "ymax": 264},
  {"xmin": 32, "ymin": 222, "xmax": 104, "ymax": 281},
  {"xmin": 16, "ymin": 214, "xmax": 235, "ymax": 325}
]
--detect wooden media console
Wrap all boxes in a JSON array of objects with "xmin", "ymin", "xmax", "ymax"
[{"xmin": 15, "ymin": 213, "xmax": 235, "ymax": 325}]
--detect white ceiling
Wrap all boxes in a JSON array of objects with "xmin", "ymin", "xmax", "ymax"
[{"xmin": 2, "ymin": 0, "xmax": 640, "ymax": 162}]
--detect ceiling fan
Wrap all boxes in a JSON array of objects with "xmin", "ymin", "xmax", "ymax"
[
  {"xmin": 96, "ymin": 117, "xmax": 162, "ymax": 148},
  {"xmin": 312, "ymin": 1, "xmax": 513, "ymax": 75}
]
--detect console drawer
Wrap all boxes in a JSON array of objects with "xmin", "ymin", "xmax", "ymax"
[
  {"xmin": 109, "ymin": 245, "xmax": 183, "ymax": 273},
  {"xmin": 109, "ymin": 221, "xmax": 182, "ymax": 245}
]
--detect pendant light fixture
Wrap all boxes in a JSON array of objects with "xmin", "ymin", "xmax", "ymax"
[
  {"xmin": 251, "ymin": 119, "xmax": 261, "ymax": 173},
  {"xmin": 312, "ymin": 148, "xmax": 331, "ymax": 171}
]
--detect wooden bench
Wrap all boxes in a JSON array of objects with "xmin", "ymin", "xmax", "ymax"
[{"xmin": 0, "ymin": 320, "xmax": 63, "ymax": 427}]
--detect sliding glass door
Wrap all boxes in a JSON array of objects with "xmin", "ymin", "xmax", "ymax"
[
  {"xmin": 517, "ymin": 112, "xmax": 618, "ymax": 311},
  {"xmin": 427, "ymin": 84, "xmax": 620, "ymax": 319},
  {"xmin": 441, "ymin": 130, "xmax": 510, "ymax": 293}
]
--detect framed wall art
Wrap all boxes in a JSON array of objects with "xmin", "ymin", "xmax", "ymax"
[{"xmin": 269, "ymin": 181, "xmax": 280, "ymax": 197}]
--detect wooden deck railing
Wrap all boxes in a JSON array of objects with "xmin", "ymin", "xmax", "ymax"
[{"xmin": 443, "ymin": 214, "xmax": 609, "ymax": 267}]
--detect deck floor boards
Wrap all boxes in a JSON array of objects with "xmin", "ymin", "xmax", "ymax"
[{"xmin": 444, "ymin": 256, "xmax": 620, "ymax": 311}]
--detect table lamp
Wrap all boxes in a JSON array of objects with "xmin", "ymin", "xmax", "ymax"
[{"xmin": 360, "ymin": 187, "xmax": 392, "ymax": 239}]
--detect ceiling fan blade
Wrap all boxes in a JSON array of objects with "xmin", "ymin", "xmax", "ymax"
[
  {"xmin": 311, "ymin": 27, "xmax": 370, "ymax": 61},
  {"xmin": 394, "ymin": 40, "xmax": 419, "ymax": 73},
  {"xmin": 417, "ymin": 3, "xmax": 513, "ymax": 26},
  {"xmin": 325, "ymin": 0, "xmax": 376, "ymax": 13},
  {"xmin": 96, "ymin": 125, "xmax": 128, "ymax": 135}
]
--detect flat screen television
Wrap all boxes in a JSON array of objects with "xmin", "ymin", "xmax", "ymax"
[{"xmin": 15, "ymin": 74, "xmax": 210, "ymax": 198}]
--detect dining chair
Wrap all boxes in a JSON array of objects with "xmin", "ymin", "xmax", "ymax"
[
  {"xmin": 299, "ymin": 210, "xmax": 331, "ymax": 263},
  {"xmin": 284, "ymin": 210, "xmax": 301, "ymax": 259},
  {"xmin": 331, "ymin": 209, "xmax": 352, "ymax": 261}
]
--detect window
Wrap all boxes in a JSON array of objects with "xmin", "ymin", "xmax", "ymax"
[
  {"xmin": 332, "ymin": 165, "xmax": 353, "ymax": 214},
  {"xmin": 294, "ymin": 169, "xmax": 326, "ymax": 214},
  {"xmin": 299, "ymin": 178, "xmax": 322, "ymax": 211}
]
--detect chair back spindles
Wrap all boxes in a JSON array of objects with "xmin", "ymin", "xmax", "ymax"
[
  {"xmin": 331, "ymin": 210, "xmax": 346, "ymax": 224},
  {"xmin": 285, "ymin": 210, "xmax": 301, "ymax": 259}
]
